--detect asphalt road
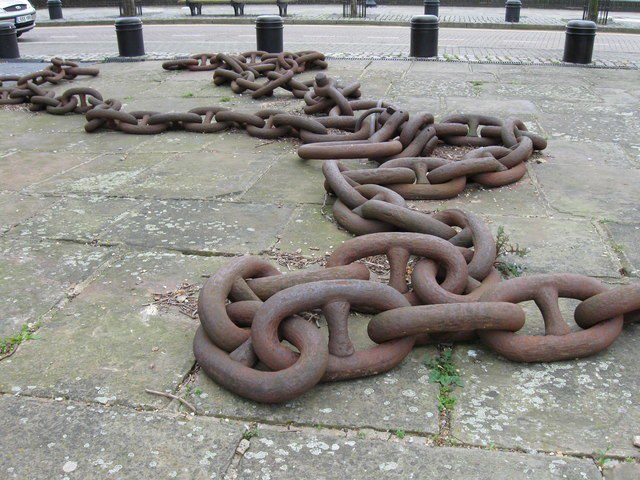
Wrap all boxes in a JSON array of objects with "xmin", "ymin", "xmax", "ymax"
[{"xmin": 16, "ymin": 24, "xmax": 640, "ymax": 61}]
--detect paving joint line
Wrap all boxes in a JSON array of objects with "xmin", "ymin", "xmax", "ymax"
[{"xmin": 0, "ymin": 389, "xmax": 636, "ymax": 466}]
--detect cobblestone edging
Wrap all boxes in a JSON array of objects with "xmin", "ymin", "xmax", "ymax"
[{"xmin": 5, "ymin": 52, "xmax": 638, "ymax": 70}]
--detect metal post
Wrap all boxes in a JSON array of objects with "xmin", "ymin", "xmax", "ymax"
[
  {"xmin": 563, "ymin": 20, "xmax": 597, "ymax": 64},
  {"xmin": 115, "ymin": 17, "xmax": 145, "ymax": 57},
  {"xmin": 255, "ymin": 15, "xmax": 283, "ymax": 54},
  {"xmin": 47, "ymin": 0, "xmax": 64, "ymax": 20},
  {"xmin": 0, "ymin": 22, "xmax": 20, "ymax": 59},
  {"xmin": 410, "ymin": 15, "xmax": 438, "ymax": 58},
  {"xmin": 423, "ymin": 0, "xmax": 439, "ymax": 17},
  {"xmin": 505, "ymin": 0, "xmax": 521, "ymax": 23}
]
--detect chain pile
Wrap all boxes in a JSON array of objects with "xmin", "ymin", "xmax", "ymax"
[
  {"xmin": 163, "ymin": 51, "xmax": 329, "ymax": 100},
  {"xmin": 0, "ymin": 58, "xmax": 100, "ymax": 111},
  {"xmin": 1, "ymin": 55, "xmax": 638, "ymax": 405}
]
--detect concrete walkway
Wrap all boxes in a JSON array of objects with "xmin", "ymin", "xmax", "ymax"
[
  {"xmin": 0, "ymin": 57, "xmax": 639, "ymax": 478},
  {"xmin": 35, "ymin": 5, "xmax": 640, "ymax": 31}
]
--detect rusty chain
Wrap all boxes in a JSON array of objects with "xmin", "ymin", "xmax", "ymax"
[{"xmin": 1, "ymin": 56, "xmax": 638, "ymax": 404}]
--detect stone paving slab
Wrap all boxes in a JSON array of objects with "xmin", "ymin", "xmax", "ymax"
[
  {"xmin": 0, "ymin": 249, "xmax": 225, "ymax": 408},
  {"xmin": 236, "ymin": 429, "xmax": 601, "ymax": 479},
  {"xmin": 0, "ymin": 239, "xmax": 114, "ymax": 338},
  {"xmin": 452, "ymin": 322, "xmax": 640, "ymax": 458},
  {"xmin": 604, "ymin": 462, "xmax": 640, "ymax": 480},
  {"xmin": 240, "ymin": 153, "xmax": 328, "ymax": 205},
  {"xmin": 275, "ymin": 205, "xmax": 353, "ymax": 258},
  {"xmin": 544, "ymin": 139, "xmax": 636, "ymax": 169},
  {"xmin": 605, "ymin": 222, "xmax": 640, "ymax": 277},
  {"xmin": 532, "ymin": 162, "xmax": 640, "ymax": 222},
  {"xmin": 104, "ymin": 199, "xmax": 293, "ymax": 254},
  {"xmin": 0, "ymin": 395, "xmax": 242, "ymax": 479},
  {"xmin": 0, "ymin": 131, "xmax": 147, "ymax": 156},
  {"xmin": 7, "ymin": 196, "xmax": 141, "ymax": 243},
  {"xmin": 22, "ymin": 153, "xmax": 165, "ymax": 196},
  {"xmin": 0, "ymin": 108, "xmax": 88, "ymax": 134},
  {"xmin": 0, "ymin": 150, "xmax": 98, "ymax": 191},
  {"xmin": 190, "ymin": 315, "xmax": 440, "ymax": 435},
  {"xmin": 0, "ymin": 193, "xmax": 57, "ymax": 234},
  {"xmin": 116, "ymin": 140, "xmax": 290, "ymax": 200}
]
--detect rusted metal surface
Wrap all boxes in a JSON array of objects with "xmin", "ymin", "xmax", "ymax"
[
  {"xmin": 196, "ymin": 254, "xmax": 640, "ymax": 402},
  {"xmin": 3, "ymin": 55, "xmax": 639, "ymax": 404},
  {"xmin": 477, "ymin": 274, "xmax": 625, "ymax": 362}
]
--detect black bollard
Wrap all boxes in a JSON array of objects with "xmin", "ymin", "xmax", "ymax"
[
  {"xmin": 410, "ymin": 15, "xmax": 438, "ymax": 58},
  {"xmin": 0, "ymin": 22, "xmax": 20, "ymax": 59},
  {"xmin": 256, "ymin": 15, "xmax": 283, "ymax": 53},
  {"xmin": 115, "ymin": 17, "xmax": 145, "ymax": 57},
  {"xmin": 505, "ymin": 0, "xmax": 521, "ymax": 23},
  {"xmin": 563, "ymin": 20, "xmax": 597, "ymax": 64},
  {"xmin": 423, "ymin": 0, "xmax": 439, "ymax": 17},
  {"xmin": 47, "ymin": 0, "xmax": 64, "ymax": 20}
]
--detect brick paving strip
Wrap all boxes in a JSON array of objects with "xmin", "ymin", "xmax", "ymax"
[
  {"xmin": 0, "ymin": 56, "xmax": 639, "ymax": 477},
  {"xmin": 35, "ymin": 5, "xmax": 640, "ymax": 32}
]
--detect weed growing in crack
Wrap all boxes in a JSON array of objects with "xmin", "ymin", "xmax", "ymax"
[
  {"xmin": 243, "ymin": 426, "xmax": 259, "ymax": 440},
  {"xmin": 594, "ymin": 447, "xmax": 612, "ymax": 468},
  {"xmin": 0, "ymin": 323, "xmax": 39, "ymax": 359},
  {"xmin": 395, "ymin": 429, "xmax": 406, "ymax": 439},
  {"xmin": 425, "ymin": 348, "xmax": 462, "ymax": 413},
  {"xmin": 494, "ymin": 225, "xmax": 528, "ymax": 278}
]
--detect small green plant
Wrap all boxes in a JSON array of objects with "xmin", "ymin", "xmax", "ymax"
[
  {"xmin": 495, "ymin": 226, "xmax": 528, "ymax": 278},
  {"xmin": 594, "ymin": 448, "xmax": 611, "ymax": 468},
  {"xmin": 182, "ymin": 92, "xmax": 194, "ymax": 98},
  {"xmin": 220, "ymin": 96, "xmax": 232, "ymax": 103},
  {"xmin": 395, "ymin": 429, "xmax": 406, "ymax": 439},
  {"xmin": 0, "ymin": 323, "xmax": 39, "ymax": 356},
  {"xmin": 357, "ymin": 431, "xmax": 366, "ymax": 439},
  {"xmin": 496, "ymin": 226, "xmax": 527, "ymax": 258},
  {"xmin": 194, "ymin": 387, "xmax": 202, "ymax": 396},
  {"xmin": 425, "ymin": 349, "xmax": 462, "ymax": 413},
  {"xmin": 243, "ymin": 426, "xmax": 259, "ymax": 440}
]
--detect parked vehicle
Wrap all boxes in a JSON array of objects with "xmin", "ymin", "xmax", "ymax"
[{"xmin": 0, "ymin": 0, "xmax": 36, "ymax": 37}]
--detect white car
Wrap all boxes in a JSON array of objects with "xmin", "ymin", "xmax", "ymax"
[{"xmin": 0, "ymin": 0, "xmax": 36, "ymax": 37}]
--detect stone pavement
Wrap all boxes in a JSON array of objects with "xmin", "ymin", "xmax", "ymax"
[
  {"xmin": 0, "ymin": 58, "xmax": 639, "ymax": 478},
  {"xmin": 35, "ymin": 5, "xmax": 640, "ymax": 31}
]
